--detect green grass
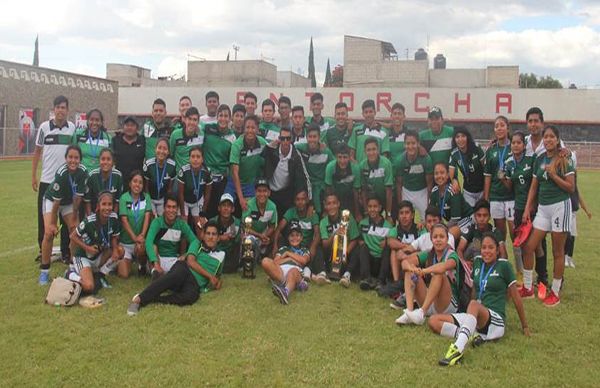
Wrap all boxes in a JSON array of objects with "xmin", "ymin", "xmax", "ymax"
[{"xmin": 1, "ymin": 160, "xmax": 600, "ymax": 386}]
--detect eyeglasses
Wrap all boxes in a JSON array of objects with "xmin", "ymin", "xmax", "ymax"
[{"xmin": 279, "ymin": 136, "xmax": 292, "ymax": 141}]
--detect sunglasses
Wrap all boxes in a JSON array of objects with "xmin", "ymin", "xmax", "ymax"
[{"xmin": 279, "ymin": 136, "xmax": 292, "ymax": 141}]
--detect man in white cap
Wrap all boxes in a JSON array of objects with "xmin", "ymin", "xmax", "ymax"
[{"xmin": 209, "ymin": 193, "xmax": 241, "ymax": 273}]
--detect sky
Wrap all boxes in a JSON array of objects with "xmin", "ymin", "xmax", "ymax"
[{"xmin": 1, "ymin": 0, "xmax": 600, "ymax": 88}]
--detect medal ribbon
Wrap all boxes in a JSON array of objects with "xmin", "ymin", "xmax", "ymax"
[{"xmin": 478, "ymin": 262, "xmax": 496, "ymax": 301}]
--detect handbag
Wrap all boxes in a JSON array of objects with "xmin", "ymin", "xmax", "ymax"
[{"xmin": 45, "ymin": 278, "xmax": 82, "ymax": 307}]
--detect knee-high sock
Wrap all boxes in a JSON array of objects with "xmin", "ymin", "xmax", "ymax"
[
  {"xmin": 441, "ymin": 322, "xmax": 459, "ymax": 339},
  {"xmin": 454, "ymin": 314, "xmax": 477, "ymax": 352}
]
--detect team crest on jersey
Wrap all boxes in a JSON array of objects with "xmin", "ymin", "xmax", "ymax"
[{"xmin": 523, "ymin": 164, "xmax": 531, "ymax": 171}]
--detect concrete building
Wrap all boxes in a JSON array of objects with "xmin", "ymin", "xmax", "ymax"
[
  {"xmin": 277, "ymin": 71, "xmax": 311, "ymax": 88},
  {"xmin": 187, "ymin": 60, "xmax": 277, "ymax": 87},
  {"xmin": 0, "ymin": 59, "xmax": 118, "ymax": 156},
  {"xmin": 106, "ymin": 63, "xmax": 186, "ymax": 87},
  {"xmin": 343, "ymin": 35, "xmax": 519, "ymax": 88}
]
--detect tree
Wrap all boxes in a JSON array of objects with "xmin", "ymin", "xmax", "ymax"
[
  {"xmin": 33, "ymin": 35, "xmax": 39, "ymax": 67},
  {"xmin": 331, "ymin": 65, "xmax": 343, "ymax": 87},
  {"xmin": 519, "ymin": 72, "xmax": 562, "ymax": 89},
  {"xmin": 308, "ymin": 37, "xmax": 316, "ymax": 88},
  {"xmin": 323, "ymin": 58, "xmax": 332, "ymax": 87}
]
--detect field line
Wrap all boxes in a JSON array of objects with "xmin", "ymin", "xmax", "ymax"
[{"xmin": 0, "ymin": 244, "xmax": 37, "ymax": 258}]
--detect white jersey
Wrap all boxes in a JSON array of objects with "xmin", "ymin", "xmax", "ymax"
[
  {"xmin": 411, "ymin": 232, "xmax": 455, "ymax": 253},
  {"xmin": 525, "ymin": 134, "xmax": 565, "ymax": 157},
  {"xmin": 35, "ymin": 120, "xmax": 76, "ymax": 183},
  {"xmin": 200, "ymin": 114, "xmax": 217, "ymax": 125}
]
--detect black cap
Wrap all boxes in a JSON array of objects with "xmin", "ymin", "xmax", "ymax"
[
  {"xmin": 123, "ymin": 116, "xmax": 139, "ymax": 128},
  {"xmin": 255, "ymin": 177, "xmax": 269, "ymax": 188},
  {"xmin": 428, "ymin": 106, "xmax": 442, "ymax": 118},
  {"xmin": 287, "ymin": 220, "xmax": 302, "ymax": 234}
]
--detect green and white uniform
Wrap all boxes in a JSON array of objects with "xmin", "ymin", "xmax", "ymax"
[
  {"xmin": 282, "ymin": 207, "xmax": 319, "ymax": 247},
  {"xmin": 143, "ymin": 119, "xmax": 172, "ymax": 160},
  {"xmin": 359, "ymin": 218, "xmax": 396, "ymax": 258},
  {"xmin": 320, "ymin": 213, "xmax": 360, "ymax": 241},
  {"xmin": 177, "ymin": 164, "xmax": 213, "ymax": 217},
  {"xmin": 35, "ymin": 120, "xmax": 76, "ymax": 184},
  {"xmin": 296, "ymin": 143, "xmax": 334, "ymax": 213},
  {"xmin": 169, "ymin": 126, "xmax": 205, "ymax": 172},
  {"xmin": 503, "ymin": 154, "xmax": 535, "ymax": 212},
  {"xmin": 291, "ymin": 123, "xmax": 308, "ymax": 145},
  {"xmin": 203, "ymin": 124, "xmax": 237, "ymax": 179},
  {"xmin": 388, "ymin": 126, "xmax": 407, "ymax": 167},
  {"xmin": 324, "ymin": 160, "xmax": 361, "ymax": 210},
  {"xmin": 484, "ymin": 141, "xmax": 514, "ymax": 220},
  {"xmin": 418, "ymin": 125, "xmax": 454, "ymax": 167},
  {"xmin": 143, "ymin": 157, "xmax": 177, "ymax": 215},
  {"xmin": 229, "ymin": 136, "xmax": 267, "ymax": 186},
  {"xmin": 43, "ymin": 163, "xmax": 88, "ymax": 215},
  {"xmin": 276, "ymin": 245, "xmax": 310, "ymax": 278},
  {"xmin": 306, "ymin": 116, "xmax": 335, "ymax": 137},
  {"xmin": 85, "ymin": 168, "xmax": 123, "ymax": 209},
  {"xmin": 242, "ymin": 197, "xmax": 278, "ymax": 234},
  {"xmin": 417, "ymin": 248, "xmax": 460, "ymax": 314},
  {"xmin": 145, "ymin": 216, "xmax": 200, "ymax": 271},
  {"xmin": 118, "ymin": 191, "xmax": 152, "ymax": 259},
  {"xmin": 259, "ymin": 121, "xmax": 281, "ymax": 142},
  {"xmin": 359, "ymin": 156, "xmax": 394, "ymax": 208},
  {"xmin": 349, "ymin": 123, "xmax": 390, "ymax": 163},
  {"xmin": 190, "ymin": 247, "xmax": 226, "ymax": 292},
  {"xmin": 71, "ymin": 128, "xmax": 112, "ymax": 172},
  {"xmin": 429, "ymin": 184, "xmax": 473, "ymax": 230},
  {"xmin": 449, "ymin": 146, "xmax": 486, "ymax": 206},
  {"xmin": 394, "ymin": 152, "xmax": 433, "ymax": 219},
  {"xmin": 323, "ymin": 125, "xmax": 352, "ymax": 155},
  {"xmin": 71, "ymin": 212, "xmax": 121, "ymax": 273},
  {"xmin": 209, "ymin": 215, "xmax": 241, "ymax": 256},
  {"xmin": 460, "ymin": 223, "xmax": 504, "ymax": 260}
]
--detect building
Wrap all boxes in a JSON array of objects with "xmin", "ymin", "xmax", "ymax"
[
  {"xmin": 106, "ymin": 63, "xmax": 186, "ymax": 87},
  {"xmin": 187, "ymin": 60, "xmax": 277, "ymax": 87},
  {"xmin": 343, "ymin": 35, "xmax": 519, "ymax": 88},
  {"xmin": 277, "ymin": 71, "xmax": 311, "ymax": 88},
  {"xmin": 0, "ymin": 59, "xmax": 118, "ymax": 156}
]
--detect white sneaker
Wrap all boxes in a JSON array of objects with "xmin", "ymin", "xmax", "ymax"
[
  {"xmin": 407, "ymin": 308, "xmax": 425, "ymax": 325},
  {"xmin": 339, "ymin": 274, "xmax": 351, "ymax": 288},
  {"xmin": 395, "ymin": 310, "xmax": 412, "ymax": 325},
  {"xmin": 302, "ymin": 267, "xmax": 312, "ymax": 281},
  {"xmin": 565, "ymin": 255, "xmax": 576, "ymax": 268},
  {"xmin": 312, "ymin": 271, "xmax": 331, "ymax": 285}
]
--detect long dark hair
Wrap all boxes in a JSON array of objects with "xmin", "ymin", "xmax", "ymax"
[{"xmin": 451, "ymin": 126, "xmax": 477, "ymax": 155}]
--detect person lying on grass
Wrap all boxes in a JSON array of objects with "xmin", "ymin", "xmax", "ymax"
[
  {"xmin": 262, "ymin": 221, "xmax": 310, "ymax": 305},
  {"xmin": 127, "ymin": 221, "xmax": 224, "ymax": 315}
]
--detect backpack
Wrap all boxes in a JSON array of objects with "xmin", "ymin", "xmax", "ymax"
[{"xmin": 45, "ymin": 278, "xmax": 82, "ymax": 306}]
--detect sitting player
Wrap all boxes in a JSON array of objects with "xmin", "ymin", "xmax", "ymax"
[
  {"xmin": 457, "ymin": 199, "xmax": 506, "ymax": 261},
  {"xmin": 127, "ymin": 221, "xmax": 225, "ymax": 315},
  {"xmin": 242, "ymin": 178, "xmax": 278, "ymax": 259},
  {"xmin": 262, "ymin": 221, "xmax": 310, "ymax": 305},
  {"xmin": 209, "ymin": 193, "xmax": 241, "ymax": 273}
]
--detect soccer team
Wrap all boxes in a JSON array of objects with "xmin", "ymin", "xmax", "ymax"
[{"xmin": 32, "ymin": 91, "xmax": 591, "ymax": 366}]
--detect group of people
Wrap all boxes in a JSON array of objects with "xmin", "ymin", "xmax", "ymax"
[{"xmin": 32, "ymin": 91, "xmax": 591, "ymax": 366}]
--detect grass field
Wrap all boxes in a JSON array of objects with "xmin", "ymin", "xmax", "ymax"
[{"xmin": 1, "ymin": 160, "xmax": 600, "ymax": 387}]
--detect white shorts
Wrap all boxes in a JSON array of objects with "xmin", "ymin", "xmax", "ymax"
[
  {"xmin": 183, "ymin": 198, "xmax": 205, "ymax": 217},
  {"xmin": 533, "ymin": 200, "xmax": 572, "ymax": 233},
  {"xmin": 159, "ymin": 256, "xmax": 178, "ymax": 272},
  {"xmin": 452, "ymin": 309, "xmax": 505, "ymax": 341},
  {"xmin": 402, "ymin": 187, "xmax": 428, "ymax": 220},
  {"xmin": 490, "ymin": 200, "xmax": 515, "ymax": 221},
  {"xmin": 426, "ymin": 295, "xmax": 458, "ymax": 316},
  {"xmin": 71, "ymin": 256, "xmax": 101, "ymax": 275},
  {"xmin": 121, "ymin": 243, "xmax": 135, "ymax": 260},
  {"xmin": 280, "ymin": 264, "xmax": 302, "ymax": 280},
  {"xmin": 151, "ymin": 199, "xmax": 164, "ymax": 216},
  {"xmin": 570, "ymin": 211, "xmax": 578, "ymax": 236},
  {"xmin": 43, "ymin": 198, "xmax": 73, "ymax": 216},
  {"xmin": 463, "ymin": 190, "xmax": 483, "ymax": 208}
]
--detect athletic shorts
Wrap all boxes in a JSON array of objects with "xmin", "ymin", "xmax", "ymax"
[
  {"xmin": 158, "ymin": 256, "xmax": 178, "ymax": 272},
  {"xmin": 121, "ymin": 243, "xmax": 135, "ymax": 260},
  {"xmin": 43, "ymin": 198, "xmax": 73, "ymax": 216},
  {"xmin": 426, "ymin": 295, "xmax": 458, "ymax": 316},
  {"xmin": 533, "ymin": 200, "xmax": 572, "ymax": 233},
  {"xmin": 183, "ymin": 198, "xmax": 205, "ymax": 217},
  {"xmin": 490, "ymin": 200, "xmax": 515, "ymax": 221},
  {"xmin": 151, "ymin": 199, "xmax": 164, "ymax": 216},
  {"xmin": 463, "ymin": 190, "xmax": 483, "ymax": 208},
  {"xmin": 71, "ymin": 255, "xmax": 101, "ymax": 275},
  {"xmin": 402, "ymin": 187, "xmax": 428, "ymax": 220},
  {"xmin": 452, "ymin": 309, "xmax": 505, "ymax": 341},
  {"xmin": 279, "ymin": 264, "xmax": 302, "ymax": 280}
]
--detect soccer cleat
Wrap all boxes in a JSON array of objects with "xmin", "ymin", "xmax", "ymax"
[
  {"xmin": 359, "ymin": 279, "xmax": 372, "ymax": 291},
  {"xmin": 537, "ymin": 282, "xmax": 547, "ymax": 300},
  {"xmin": 312, "ymin": 272, "xmax": 330, "ymax": 285},
  {"xmin": 271, "ymin": 283, "xmax": 289, "ymax": 305},
  {"xmin": 407, "ymin": 308, "xmax": 425, "ymax": 325},
  {"xmin": 99, "ymin": 274, "xmax": 112, "ymax": 289},
  {"xmin": 339, "ymin": 276, "xmax": 351, "ymax": 288},
  {"xmin": 543, "ymin": 291, "xmax": 560, "ymax": 307},
  {"xmin": 395, "ymin": 311, "xmax": 411, "ymax": 325},
  {"xmin": 439, "ymin": 343, "xmax": 463, "ymax": 366},
  {"xmin": 38, "ymin": 271, "xmax": 50, "ymax": 286},
  {"xmin": 389, "ymin": 294, "xmax": 406, "ymax": 310},
  {"xmin": 519, "ymin": 287, "xmax": 535, "ymax": 299},
  {"xmin": 471, "ymin": 333, "xmax": 485, "ymax": 347},
  {"xmin": 127, "ymin": 302, "xmax": 140, "ymax": 316},
  {"xmin": 296, "ymin": 280, "xmax": 309, "ymax": 292},
  {"xmin": 565, "ymin": 255, "xmax": 576, "ymax": 269}
]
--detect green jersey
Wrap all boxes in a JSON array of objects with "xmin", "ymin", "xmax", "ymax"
[
  {"xmin": 417, "ymin": 248, "xmax": 461, "ymax": 302},
  {"xmin": 472, "ymin": 257, "xmax": 516, "ymax": 320},
  {"xmin": 295, "ymin": 143, "xmax": 334, "ymax": 187},
  {"xmin": 118, "ymin": 191, "xmax": 152, "ymax": 244},
  {"xmin": 283, "ymin": 207, "xmax": 319, "ymax": 246},
  {"xmin": 533, "ymin": 152, "xmax": 575, "ymax": 206},
  {"xmin": 319, "ymin": 213, "xmax": 360, "ymax": 241},
  {"xmin": 209, "ymin": 215, "xmax": 241, "ymax": 254},
  {"xmin": 85, "ymin": 168, "xmax": 123, "ymax": 207},
  {"xmin": 359, "ymin": 218, "xmax": 397, "ymax": 258},
  {"xmin": 44, "ymin": 164, "xmax": 88, "ymax": 205},
  {"xmin": 191, "ymin": 248, "xmax": 226, "ymax": 292},
  {"xmin": 323, "ymin": 125, "xmax": 352, "ymax": 155},
  {"xmin": 143, "ymin": 119, "xmax": 172, "ymax": 160},
  {"xmin": 484, "ymin": 141, "xmax": 513, "ymax": 201},
  {"xmin": 145, "ymin": 216, "xmax": 199, "ymax": 263},
  {"xmin": 203, "ymin": 124, "xmax": 237, "ymax": 177},
  {"xmin": 359, "ymin": 156, "xmax": 394, "ymax": 205},
  {"xmin": 276, "ymin": 245, "xmax": 310, "ymax": 266},
  {"xmin": 461, "ymin": 223, "xmax": 504, "ymax": 258},
  {"xmin": 449, "ymin": 146, "xmax": 486, "ymax": 193},
  {"xmin": 306, "ymin": 116, "xmax": 336, "ymax": 136},
  {"xmin": 143, "ymin": 157, "xmax": 177, "ymax": 200},
  {"xmin": 349, "ymin": 123, "xmax": 390, "ymax": 163},
  {"xmin": 394, "ymin": 152, "xmax": 433, "ymax": 192},
  {"xmin": 429, "ymin": 185, "xmax": 473, "ymax": 222},
  {"xmin": 177, "ymin": 164, "xmax": 213, "ymax": 204},
  {"xmin": 71, "ymin": 128, "xmax": 112, "ymax": 172},
  {"xmin": 418, "ymin": 125, "xmax": 454, "ymax": 166},
  {"xmin": 388, "ymin": 126, "xmax": 408, "ymax": 167},
  {"xmin": 242, "ymin": 197, "xmax": 278, "ymax": 234},
  {"xmin": 229, "ymin": 136, "xmax": 267, "ymax": 185},
  {"xmin": 504, "ymin": 154, "xmax": 535, "ymax": 210},
  {"xmin": 291, "ymin": 123, "xmax": 309, "ymax": 146},
  {"xmin": 73, "ymin": 212, "xmax": 121, "ymax": 258},
  {"xmin": 259, "ymin": 121, "xmax": 281, "ymax": 142},
  {"xmin": 324, "ymin": 160, "xmax": 361, "ymax": 201},
  {"xmin": 169, "ymin": 127, "xmax": 205, "ymax": 172}
]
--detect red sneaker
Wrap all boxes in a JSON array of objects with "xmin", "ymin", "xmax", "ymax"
[
  {"xmin": 519, "ymin": 287, "xmax": 535, "ymax": 299},
  {"xmin": 543, "ymin": 291, "xmax": 560, "ymax": 307},
  {"xmin": 537, "ymin": 282, "xmax": 547, "ymax": 300}
]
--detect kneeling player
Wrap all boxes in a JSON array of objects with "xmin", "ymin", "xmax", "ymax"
[
  {"xmin": 209, "ymin": 193, "xmax": 241, "ymax": 273},
  {"xmin": 262, "ymin": 221, "xmax": 310, "ymax": 305},
  {"xmin": 457, "ymin": 199, "xmax": 506, "ymax": 261},
  {"xmin": 429, "ymin": 233, "xmax": 529, "ymax": 366}
]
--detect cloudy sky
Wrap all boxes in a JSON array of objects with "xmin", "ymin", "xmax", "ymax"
[{"xmin": 1, "ymin": 0, "xmax": 599, "ymax": 87}]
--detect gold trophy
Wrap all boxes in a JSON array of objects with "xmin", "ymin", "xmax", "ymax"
[
  {"xmin": 241, "ymin": 216, "xmax": 256, "ymax": 279},
  {"xmin": 330, "ymin": 210, "xmax": 350, "ymax": 280}
]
